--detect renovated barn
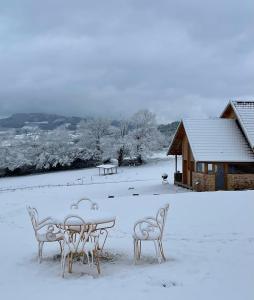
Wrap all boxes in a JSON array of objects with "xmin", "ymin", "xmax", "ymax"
[{"xmin": 168, "ymin": 101, "xmax": 254, "ymax": 191}]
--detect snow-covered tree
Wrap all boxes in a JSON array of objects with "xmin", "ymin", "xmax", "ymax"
[
  {"xmin": 78, "ymin": 118, "xmax": 111, "ymax": 161},
  {"xmin": 35, "ymin": 126, "xmax": 74, "ymax": 169},
  {"xmin": 128, "ymin": 110, "xmax": 163, "ymax": 163},
  {"xmin": 0, "ymin": 109, "xmax": 165, "ymax": 176},
  {"xmin": 109, "ymin": 120, "xmax": 131, "ymax": 165}
]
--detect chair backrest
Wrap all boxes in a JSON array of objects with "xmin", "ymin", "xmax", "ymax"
[
  {"xmin": 63, "ymin": 215, "xmax": 93, "ymax": 253},
  {"xmin": 70, "ymin": 197, "xmax": 99, "ymax": 210},
  {"xmin": 156, "ymin": 204, "xmax": 170, "ymax": 236},
  {"xmin": 133, "ymin": 203, "xmax": 170, "ymax": 240},
  {"xmin": 26, "ymin": 206, "xmax": 39, "ymax": 232},
  {"xmin": 27, "ymin": 206, "xmax": 62, "ymax": 243}
]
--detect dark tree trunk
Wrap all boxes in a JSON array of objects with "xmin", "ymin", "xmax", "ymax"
[
  {"xmin": 117, "ymin": 148, "xmax": 124, "ymax": 166},
  {"xmin": 137, "ymin": 154, "xmax": 143, "ymax": 164}
]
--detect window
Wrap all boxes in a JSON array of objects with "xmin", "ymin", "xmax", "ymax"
[
  {"xmin": 228, "ymin": 164, "xmax": 254, "ymax": 174},
  {"xmin": 208, "ymin": 163, "xmax": 213, "ymax": 174},
  {"xmin": 196, "ymin": 162, "xmax": 205, "ymax": 173}
]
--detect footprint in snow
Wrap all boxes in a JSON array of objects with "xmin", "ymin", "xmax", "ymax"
[{"xmin": 161, "ymin": 281, "xmax": 179, "ymax": 288}]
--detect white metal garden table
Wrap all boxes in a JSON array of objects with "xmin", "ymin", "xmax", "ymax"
[
  {"xmin": 96, "ymin": 164, "xmax": 118, "ymax": 175},
  {"xmin": 52, "ymin": 209, "xmax": 115, "ymax": 225},
  {"xmin": 51, "ymin": 208, "xmax": 116, "ymax": 251}
]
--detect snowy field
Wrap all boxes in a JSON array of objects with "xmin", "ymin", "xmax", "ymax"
[{"xmin": 0, "ymin": 155, "xmax": 254, "ymax": 300}]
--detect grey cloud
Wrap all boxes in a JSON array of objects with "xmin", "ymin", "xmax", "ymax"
[{"xmin": 0, "ymin": 0, "xmax": 253, "ymax": 123}]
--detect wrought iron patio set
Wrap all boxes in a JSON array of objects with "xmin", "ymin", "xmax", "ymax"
[{"xmin": 27, "ymin": 198, "xmax": 169, "ymax": 277}]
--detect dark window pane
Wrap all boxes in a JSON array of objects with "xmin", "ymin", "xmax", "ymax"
[{"xmin": 228, "ymin": 164, "xmax": 254, "ymax": 174}]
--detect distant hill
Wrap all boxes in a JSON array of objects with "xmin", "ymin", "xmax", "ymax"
[
  {"xmin": 158, "ymin": 121, "xmax": 179, "ymax": 140},
  {"xmin": 0, "ymin": 113, "xmax": 179, "ymax": 138},
  {"xmin": 0, "ymin": 113, "xmax": 85, "ymax": 130}
]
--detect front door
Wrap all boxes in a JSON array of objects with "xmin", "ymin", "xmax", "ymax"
[{"xmin": 215, "ymin": 164, "xmax": 225, "ymax": 190}]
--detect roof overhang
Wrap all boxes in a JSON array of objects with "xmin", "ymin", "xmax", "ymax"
[
  {"xmin": 167, "ymin": 121, "xmax": 184, "ymax": 155},
  {"xmin": 168, "ymin": 117, "xmax": 254, "ymax": 162},
  {"xmin": 195, "ymin": 159, "xmax": 254, "ymax": 163}
]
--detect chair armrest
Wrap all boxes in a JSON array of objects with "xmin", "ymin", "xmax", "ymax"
[
  {"xmin": 37, "ymin": 216, "xmax": 54, "ymax": 226},
  {"xmin": 36, "ymin": 222, "xmax": 63, "ymax": 241},
  {"xmin": 45, "ymin": 224, "xmax": 63, "ymax": 241}
]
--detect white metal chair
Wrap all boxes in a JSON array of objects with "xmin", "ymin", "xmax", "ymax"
[
  {"xmin": 133, "ymin": 204, "xmax": 169, "ymax": 263},
  {"xmin": 61, "ymin": 215, "xmax": 100, "ymax": 277},
  {"xmin": 27, "ymin": 206, "xmax": 63, "ymax": 263},
  {"xmin": 70, "ymin": 197, "xmax": 99, "ymax": 210}
]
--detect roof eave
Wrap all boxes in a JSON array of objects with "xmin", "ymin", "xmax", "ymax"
[
  {"xmin": 230, "ymin": 102, "xmax": 254, "ymax": 149},
  {"xmin": 167, "ymin": 120, "xmax": 198, "ymax": 162},
  {"xmin": 167, "ymin": 121, "xmax": 183, "ymax": 156},
  {"xmin": 196, "ymin": 159, "xmax": 254, "ymax": 163}
]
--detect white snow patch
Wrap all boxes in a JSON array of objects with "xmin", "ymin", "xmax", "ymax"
[{"xmin": 0, "ymin": 158, "xmax": 253, "ymax": 300}]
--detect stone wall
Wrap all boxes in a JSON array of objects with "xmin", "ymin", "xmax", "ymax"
[
  {"xmin": 227, "ymin": 174, "xmax": 254, "ymax": 190},
  {"xmin": 192, "ymin": 172, "xmax": 215, "ymax": 192}
]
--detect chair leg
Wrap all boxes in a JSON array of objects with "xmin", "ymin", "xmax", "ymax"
[
  {"xmin": 68, "ymin": 254, "xmax": 71, "ymax": 273},
  {"xmin": 133, "ymin": 239, "xmax": 137, "ymax": 264},
  {"xmin": 90, "ymin": 250, "xmax": 94, "ymax": 267},
  {"xmin": 154, "ymin": 240, "xmax": 161, "ymax": 263},
  {"xmin": 58, "ymin": 241, "xmax": 63, "ymax": 255},
  {"xmin": 136, "ymin": 240, "xmax": 141, "ymax": 260},
  {"xmin": 83, "ymin": 252, "xmax": 88, "ymax": 264},
  {"xmin": 70, "ymin": 252, "xmax": 74, "ymax": 273},
  {"xmin": 94, "ymin": 250, "xmax": 101, "ymax": 275},
  {"xmin": 138, "ymin": 240, "xmax": 142, "ymax": 259},
  {"xmin": 38, "ymin": 242, "xmax": 41, "ymax": 262},
  {"xmin": 158, "ymin": 240, "xmax": 166, "ymax": 261},
  {"xmin": 134, "ymin": 239, "xmax": 141, "ymax": 263},
  {"xmin": 68, "ymin": 253, "xmax": 73, "ymax": 273},
  {"xmin": 61, "ymin": 254, "xmax": 67, "ymax": 278},
  {"xmin": 85, "ymin": 251, "xmax": 91, "ymax": 267},
  {"xmin": 38, "ymin": 242, "xmax": 44, "ymax": 263}
]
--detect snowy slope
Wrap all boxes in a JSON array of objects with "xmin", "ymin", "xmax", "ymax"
[{"xmin": 0, "ymin": 157, "xmax": 253, "ymax": 300}]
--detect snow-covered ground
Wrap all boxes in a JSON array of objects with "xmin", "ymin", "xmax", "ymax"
[{"xmin": 0, "ymin": 155, "xmax": 254, "ymax": 300}]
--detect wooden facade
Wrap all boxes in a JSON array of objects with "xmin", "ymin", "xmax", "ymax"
[
  {"xmin": 170, "ymin": 126, "xmax": 254, "ymax": 191},
  {"xmin": 170, "ymin": 123, "xmax": 197, "ymax": 190},
  {"xmin": 168, "ymin": 101, "xmax": 254, "ymax": 192}
]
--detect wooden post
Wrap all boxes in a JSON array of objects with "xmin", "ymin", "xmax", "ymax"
[
  {"xmin": 175, "ymin": 155, "xmax": 177, "ymax": 173},
  {"xmin": 224, "ymin": 163, "xmax": 228, "ymax": 190}
]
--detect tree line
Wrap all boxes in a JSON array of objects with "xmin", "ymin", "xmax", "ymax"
[{"xmin": 0, "ymin": 110, "xmax": 167, "ymax": 176}]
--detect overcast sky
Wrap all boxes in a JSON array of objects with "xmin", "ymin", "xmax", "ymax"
[{"xmin": 0, "ymin": 0, "xmax": 253, "ymax": 123}]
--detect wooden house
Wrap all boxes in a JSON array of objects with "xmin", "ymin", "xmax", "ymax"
[{"xmin": 167, "ymin": 101, "xmax": 254, "ymax": 191}]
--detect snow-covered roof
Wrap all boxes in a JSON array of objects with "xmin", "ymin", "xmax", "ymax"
[
  {"xmin": 229, "ymin": 101, "xmax": 254, "ymax": 149},
  {"xmin": 183, "ymin": 118, "xmax": 254, "ymax": 162}
]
